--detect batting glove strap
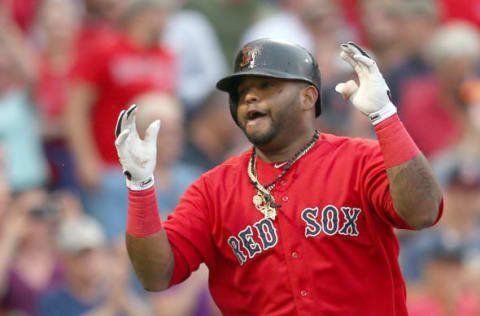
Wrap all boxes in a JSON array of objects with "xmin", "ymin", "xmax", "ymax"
[
  {"xmin": 127, "ymin": 175, "xmax": 155, "ymax": 191},
  {"xmin": 368, "ymin": 101, "xmax": 397, "ymax": 126}
]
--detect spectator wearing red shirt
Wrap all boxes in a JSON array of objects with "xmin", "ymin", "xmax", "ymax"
[
  {"xmin": 31, "ymin": 0, "xmax": 81, "ymax": 191},
  {"xmin": 65, "ymin": 0, "xmax": 177, "ymax": 239},
  {"xmin": 76, "ymin": 0, "xmax": 127, "ymax": 53},
  {"xmin": 400, "ymin": 22, "xmax": 480, "ymax": 159}
]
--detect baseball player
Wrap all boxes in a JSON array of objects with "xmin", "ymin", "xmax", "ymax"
[{"xmin": 115, "ymin": 39, "xmax": 443, "ymax": 315}]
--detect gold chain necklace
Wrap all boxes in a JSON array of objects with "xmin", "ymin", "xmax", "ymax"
[{"xmin": 248, "ymin": 130, "xmax": 319, "ymax": 220}]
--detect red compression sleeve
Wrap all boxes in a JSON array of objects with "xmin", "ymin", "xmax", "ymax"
[
  {"xmin": 374, "ymin": 114, "xmax": 420, "ymax": 168},
  {"xmin": 127, "ymin": 186, "xmax": 162, "ymax": 237}
]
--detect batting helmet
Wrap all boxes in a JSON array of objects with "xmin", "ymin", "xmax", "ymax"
[{"xmin": 216, "ymin": 38, "xmax": 322, "ymax": 124}]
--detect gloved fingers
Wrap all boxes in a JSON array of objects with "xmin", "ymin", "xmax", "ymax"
[
  {"xmin": 344, "ymin": 42, "xmax": 377, "ymax": 73},
  {"xmin": 353, "ymin": 54, "xmax": 376, "ymax": 70},
  {"xmin": 340, "ymin": 50, "xmax": 364, "ymax": 75},
  {"xmin": 115, "ymin": 128, "xmax": 130, "ymax": 147},
  {"xmin": 346, "ymin": 41, "xmax": 371, "ymax": 58},
  {"xmin": 340, "ymin": 50, "xmax": 369, "ymax": 83},
  {"xmin": 125, "ymin": 105, "xmax": 138, "ymax": 136},
  {"xmin": 335, "ymin": 80, "xmax": 358, "ymax": 100},
  {"xmin": 126, "ymin": 104, "xmax": 137, "ymax": 117},
  {"xmin": 115, "ymin": 110, "xmax": 126, "ymax": 138},
  {"xmin": 144, "ymin": 120, "xmax": 161, "ymax": 145}
]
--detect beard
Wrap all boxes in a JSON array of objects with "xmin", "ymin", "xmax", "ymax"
[{"xmin": 241, "ymin": 117, "xmax": 279, "ymax": 145}]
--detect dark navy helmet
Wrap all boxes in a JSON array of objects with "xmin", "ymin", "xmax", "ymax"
[{"xmin": 216, "ymin": 38, "xmax": 322, "ymax": 123}]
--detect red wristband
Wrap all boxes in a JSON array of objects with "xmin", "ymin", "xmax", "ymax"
[
  {"xmin": 374, "ymin": 114, "xmax": 420, "ymax": 168},
  {"xmin": 127, "ymin": 186, "xmax": 162, "ymax": 237}
]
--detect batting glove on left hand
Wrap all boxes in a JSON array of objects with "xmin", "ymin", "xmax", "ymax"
[
  {"xmin": 335, "ymin": 42, "xmax": 397, "ymax": 125},
  {"xmin": 114, "ymin": 104, "xmax": 160, "ymax": 190}
]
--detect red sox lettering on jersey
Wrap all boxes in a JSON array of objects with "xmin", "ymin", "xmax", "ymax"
[
  {"xmin": 163, "ymin": 134, "xmax": 422, "ymax": 315},
  {"xmin": 228, "ymin": 206, "xmax": 361, "ymax": 265}
]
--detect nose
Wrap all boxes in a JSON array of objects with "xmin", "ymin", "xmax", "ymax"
[{"xmin": 244, "ymin": 87, "xmax": 260, "ymax": 104}]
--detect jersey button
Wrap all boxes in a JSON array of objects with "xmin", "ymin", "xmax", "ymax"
[
  {"xmin": 282, "ymin": 196, "xmax": 288, "ymax": 202},
  {"xmin": 280, "ymin": 180, "xmax": 287, "ymax": 185},
  {"xmin": 301, "ymin": 290, "xmax": 307, "ymax": 297},
  {"xmin": 291, "ymin": 252, "xmax": 298, "ymax": 259}
]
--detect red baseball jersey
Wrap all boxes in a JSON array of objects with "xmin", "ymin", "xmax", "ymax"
[
  {"xmin": 70, "ymin": 32, "xmax": 176, "ymax": 165},
  {"xmin": 163, "ymin": 133, "xmax": 442, "ymax": 316}
]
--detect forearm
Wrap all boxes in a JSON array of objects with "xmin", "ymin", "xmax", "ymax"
[
  {"xmin": 126, "ymin": 187, "xmax": 174, "ymax": 291},
  {"xmin": 116, "ymin": 104, "xmax": 176, "ymax": 290},
  {"xmin": 375, "ymin": 115, "xmax": 442, "ymax": 229},
  {"xmin": 387, "ymin": 154, "xmax": 442, "ymax": 229},
  {"xmin": 126, "ymin": 231, "xmax": 174, "ymax": 291},
  {"xmin": 336, "ymin": 42, "xmax": 443, "ymax": 229}
]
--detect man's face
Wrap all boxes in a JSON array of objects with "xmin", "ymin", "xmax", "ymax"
[{"xmin": 236, "ymin": 77, "xmax": 303, "ymax": 145}]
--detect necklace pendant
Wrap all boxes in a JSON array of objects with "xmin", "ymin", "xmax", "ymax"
[
  {"xmin": 252, "ymin": 192, "xmax": 277, "ymax": 220},
  {"xmin": 252, "ymin": 193, "xmax": 264, "ymax": 207},
  {"xmin": 264, "ymin": 206, "xmax": 277, "ymax": 220}
]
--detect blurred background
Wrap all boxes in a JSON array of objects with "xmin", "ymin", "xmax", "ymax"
[{"xmin": 0, "ymin": 0, "xmax": 479, "ymax": 315}]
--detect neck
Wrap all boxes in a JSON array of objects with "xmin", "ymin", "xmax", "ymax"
[{"xmin": 255, "ymin": 128, "xmax": 317, "ymax": 163}]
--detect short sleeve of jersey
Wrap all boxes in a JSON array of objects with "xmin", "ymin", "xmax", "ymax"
[
  {"xmin": 360, "ymin": 141, "xmax": 412, "ymax": 230},
  {"xmin": 163, "ymin": 175, "xmax": 215, "ymax": 286}
]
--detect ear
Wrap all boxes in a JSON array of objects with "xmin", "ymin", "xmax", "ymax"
[{"xmin": 299, "ymin": 85, "xmax": 318, "ymax": 112}]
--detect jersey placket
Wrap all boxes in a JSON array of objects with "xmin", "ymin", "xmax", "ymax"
[{"xmin": 270, "ymin": 166, "xmax": 314, "ymax": 315}]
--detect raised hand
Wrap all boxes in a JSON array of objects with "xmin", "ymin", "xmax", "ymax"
[
  {"xmin": 114, "ymin": 104, "xmax": 160, "ymax": 190},
  {"xmin": 335, "ymin": 42, "xmax": 397, "ymax": 125}
]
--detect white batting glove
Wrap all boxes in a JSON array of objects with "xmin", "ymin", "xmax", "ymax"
[
  {"xmin": 114, "ymin": 104, "xmax": 160, "ymax": 190},
  {"xmin": 335, "ymin": 42, "xmax": 397, "ymax": 125}
]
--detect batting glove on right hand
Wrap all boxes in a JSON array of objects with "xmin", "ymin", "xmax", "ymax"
[
  {"xmin": 114, "ymin": 104, "xmax": 160, "ymax": 190},
  {"xmin": 335, "ymin": 42, "xmax": 397, "ymax": 125}
]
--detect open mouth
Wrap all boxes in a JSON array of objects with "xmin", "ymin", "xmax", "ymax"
[{"xmin": 247, "ymin": 110, "xmax": 267, "ymax": 121}]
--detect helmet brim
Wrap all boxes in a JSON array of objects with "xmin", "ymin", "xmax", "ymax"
[{"xmin": 216, "ymin": 69, "xmax": 312, "ymax": 94}]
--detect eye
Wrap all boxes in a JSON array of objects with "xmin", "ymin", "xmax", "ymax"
[
  {"xmin": 238, "ymin": 88, "xmax": 247, "ymax": 96},
  {"xmin": 261, "ymin": 81, "xmax": 273, "ymax": 90}
]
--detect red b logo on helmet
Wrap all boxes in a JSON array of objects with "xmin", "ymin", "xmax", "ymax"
[{"xmin": 240, "ymin": 46, "xmax": 254, "ymax": 68}]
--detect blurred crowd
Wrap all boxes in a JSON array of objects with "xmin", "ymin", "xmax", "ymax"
[{"xmin": 0, "ymin": 0, "xmax": 480, "ymax": 315}]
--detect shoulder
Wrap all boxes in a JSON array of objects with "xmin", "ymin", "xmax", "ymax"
[{"xmin": 319, "ymin": 133, "xmax": 379, "ymax": 154}]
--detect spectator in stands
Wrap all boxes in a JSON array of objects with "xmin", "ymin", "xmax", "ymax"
[
  {"xmin": 407, "ymin": 239, "xmax": 479, "ymax": 315},
  {"xmin": 0, "ymin": 189, "xmax": 62, "ymax": 315},
  {"xmin": 38, "ymin": 215, "xmax": 152, "ymax": 316},
  {"xmin": 387, "ymin": 0, "xmax": 440, "ymax": 106},
  {"xmin": 182, "ymin": 89, "xmax": 241, "ymax": 171},
  {"xmin": 161, "ymin": 4, "xmax": 228, "ymax": 114},
  {"xmin": 400, "ymin": 162, "xmax": 480, "ymax": 283},
  {"xmin": 65, "ymin": 0, "xmax": 177, "ymax": 239},
  {"xmin": 31, "ymin": 0, "xmax": 82, "ymax": 191},
  {"xmin": 0, "ymin": 32, "xmax": 48, "ymax": 193},
  {"xmin": 401, "ymin": 22, "xmax": 480, "ymax": 158}
]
